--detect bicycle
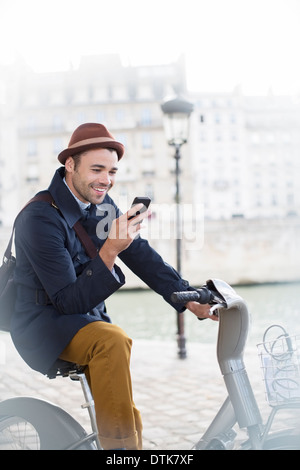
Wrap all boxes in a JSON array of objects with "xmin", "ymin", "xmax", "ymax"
[
  {"xmin": 0, "ymin": 278, "xmax": 300, "ymax": 450},
  {"xmin": 171, "ymin": 279, "xmax": 300, "ymax": 450}
]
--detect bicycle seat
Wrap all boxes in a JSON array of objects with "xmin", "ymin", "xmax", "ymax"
[{"xmin": 46, "ymin": 359, "xmax": 85, "ymax": 380}]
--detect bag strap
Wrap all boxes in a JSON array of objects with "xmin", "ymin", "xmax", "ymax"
[
  {"xmin": 47, "ymin": 195, "xmax": 98, "ymax": 259},
  {"xmin": 4, "ymin": 192, "xmax": 98, "ymax": 261},
  {"xmin": 73, "ymin": 220, "xmax": 98, "ymax": 259}
]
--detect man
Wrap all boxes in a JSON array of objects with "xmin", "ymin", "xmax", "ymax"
[{"xmin": 11, "ymin": 123, "xmax": 217, "ymax": 450}]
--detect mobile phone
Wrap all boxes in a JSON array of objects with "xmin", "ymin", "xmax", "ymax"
[{"xmin": 128, "ymin": 196, "xmax": 151, "ymax": 220}]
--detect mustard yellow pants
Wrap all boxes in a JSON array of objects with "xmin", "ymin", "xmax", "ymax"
[{"xmin": 59, "ymin": 321, "xmax": 142, "ymax": 450}]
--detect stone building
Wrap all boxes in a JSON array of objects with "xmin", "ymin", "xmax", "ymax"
[{"xmin": 0, "ymin": 54, "xmax": 299, "ymax": 285}]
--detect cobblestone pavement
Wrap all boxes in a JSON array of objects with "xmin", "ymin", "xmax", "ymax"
[{"xmin": 0, "ymin": 331, "xmax": 288, "ymax": 450}]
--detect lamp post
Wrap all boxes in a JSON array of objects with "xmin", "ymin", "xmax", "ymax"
[{"xmin": 161, "ymin": 94, "xmax": 194, "ymax": 359}]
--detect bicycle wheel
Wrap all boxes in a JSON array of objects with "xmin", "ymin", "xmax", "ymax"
[
  {"xmin": 0, "ymin": 397, "xmax": 97, "ymax": 450},
  {"xmin": 0, "ymin": 415, "xmax": 40, "ymax": 450},
  {"xmin": 240, "ymin": 429, "xmax": 300, "ymax": 450},
  {"xmin": 262, "ymin": 430, "xmax": 300, "ymax": 450}
]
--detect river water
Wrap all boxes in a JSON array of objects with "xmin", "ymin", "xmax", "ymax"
[{"xmin": 105, "ymin": 282, "xmax": 300, "ymax": 349}]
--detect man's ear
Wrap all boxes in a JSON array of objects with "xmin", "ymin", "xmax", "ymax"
[{"xmin": 65, "ymin": 156, "xmax": 74, "ymax": 172}]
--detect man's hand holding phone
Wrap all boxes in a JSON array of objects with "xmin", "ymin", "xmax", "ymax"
[
  {"xmin": 99, "ymin": 197, "xmax": 151, "ymax": 271},
  {"xmin": 128, "ymin": 197, "xmax": 151, "ymax": 222}
]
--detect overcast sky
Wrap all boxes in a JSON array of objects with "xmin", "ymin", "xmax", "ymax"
[{"xmin": 1, "ymin": 0, "xmax": 300, "ymax": 95}]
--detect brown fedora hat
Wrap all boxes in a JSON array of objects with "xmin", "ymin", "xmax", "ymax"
[{"xmin": 58, "ymin": 123, "xmax": 125, "ymax": 164}]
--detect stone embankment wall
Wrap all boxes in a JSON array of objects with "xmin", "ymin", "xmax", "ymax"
[{"xmin": 186, "ymin": 217, "xmax": 300, "ymax": 286}]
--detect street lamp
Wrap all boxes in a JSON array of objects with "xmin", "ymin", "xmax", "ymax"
[{"xmin": 161, "ymin": 94, "xmax": 194, "ymax": 359}]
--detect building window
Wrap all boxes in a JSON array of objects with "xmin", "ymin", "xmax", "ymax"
[
  {"xmin": 88, "ymin": 85, "xmax": 94, "ymax": 101},
  {"xmin": 214, "ymin": 113, "xmax": 221, "ymax": 124},
  {"xmin": 199, "ymin": 131, "xmax": 206, "ymax": 142},
  {"xmin": 116, "ymin": 108, "xmax": 125, "ymax": 123},
  {"xmin": 53, "ymin": 138, "xmax": 63, "ymax": 154},
  {"xmin": 271, "ymin": 195, "xmax": 277, "ymax": 206},
  {"xmin": 27, "ymin": 140, "xmax": 37, "ymax": 156},
  {"xmin": 230, "ymin": 113, "xmax": 236, "ymax": 124},
  {"xmin": 53, "ymin": 115, "xmax": 63, "ymax": 131},
  {"xmin": 26, "ymin": 163, "xmax": 39, "ymax": 182},
  {"xmin": 141, "ymin": 133, "xmax": 152, "ymax": 149},
  {"xmin": 140, "ymin": 108, "xmax": 152, "ymax": 126},
  {"xmin": 96, "ymin": 110, "xmax": 105, "ymax": 123},
  {"xmin": 128, "ymin": 83, "xmax": 137, "ymax": 100},
  {"xmin": 142, "ymin": 156, "xmax": 155, "ymax": 175},
  {"xmin": 77, "ymin": 112, "xmax": 86, "ymax": 124},
  {"xmin": 65, "ymin": 89, "xmax": 73, "ymax": 104},
  {"xmin": 27, "ymin": 116, "xmax": 36, "ymax": 132}
]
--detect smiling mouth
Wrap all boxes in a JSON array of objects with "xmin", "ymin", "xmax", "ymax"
[{"xmin": 92, "ymin": 186, "xmax": 110, "ymax": 195}]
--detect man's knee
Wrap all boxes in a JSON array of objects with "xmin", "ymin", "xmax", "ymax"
[
  {"xmin": 92, "ymin": 322, "xmax": 132, "ymax": 356},
  {"xmin": 107, "ymin": 324, "xmax": 132, "ymax": 351}
]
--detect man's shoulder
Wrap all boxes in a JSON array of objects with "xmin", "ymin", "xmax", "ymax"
[{"xmin": 17, "ymin": 194, "xmax": 63, "ymax": 225}]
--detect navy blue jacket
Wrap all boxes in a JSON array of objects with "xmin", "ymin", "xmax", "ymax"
[{"xmin": 11, "ymin": 167, "xmax": 192, "ymax": 374}]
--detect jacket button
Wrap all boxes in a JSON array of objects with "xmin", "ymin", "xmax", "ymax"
[
  {"xmin": 182, "ymin": 280, "xmax": 189, "ymax": 287},
  {"xmin": 86, "ymin": 269, "xmax": 93, "ymax": 276}
]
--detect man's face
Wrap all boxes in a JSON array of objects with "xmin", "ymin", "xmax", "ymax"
[{"xmin": 65, "ymin": 148, "xmax": 119, "ymax": 205}]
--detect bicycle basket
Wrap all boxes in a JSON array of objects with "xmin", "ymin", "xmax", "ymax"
[{"xmin": 257, "ymin": 325, "xmax": 300, "ymax": 406}]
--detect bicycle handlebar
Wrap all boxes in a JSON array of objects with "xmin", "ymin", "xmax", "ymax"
[{"xmin": 171, "ymin": 287, "xmax": 213, "ymax": 305}]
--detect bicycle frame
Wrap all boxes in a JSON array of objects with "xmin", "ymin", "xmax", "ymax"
[
  {"xmin": 194, "ymin": 279, "xmax": 263, "ymax": 450},
  {"xmin": 68, "ymin": 369, "xmax": 102, "ymax": 450}
]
